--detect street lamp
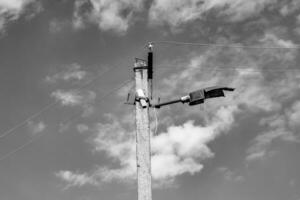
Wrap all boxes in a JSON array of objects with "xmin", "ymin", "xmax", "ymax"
[{"xmin": 153, "ymin": 86, "xmax": 234, "ymax": 108}]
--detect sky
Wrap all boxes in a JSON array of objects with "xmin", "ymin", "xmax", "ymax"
[{"xmin": 0, "ymin": 0, "xmax": 300, "ymax": 200}]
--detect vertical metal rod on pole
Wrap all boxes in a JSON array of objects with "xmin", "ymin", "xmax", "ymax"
[{"xmin": 134, "ymin": 60, "xmax": 152, "ymax": 200}]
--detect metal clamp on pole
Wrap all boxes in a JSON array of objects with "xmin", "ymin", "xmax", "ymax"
[{"xmin": 136, "ymin": 89, "xmax": 148, "ymax": 108}]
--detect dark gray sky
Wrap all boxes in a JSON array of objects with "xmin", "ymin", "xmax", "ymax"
[{"xmin": 0, "ymin": 1, "xmax": 300, "ymax": 200}]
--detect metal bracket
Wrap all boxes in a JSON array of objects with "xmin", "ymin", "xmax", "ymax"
[{"xmin": 133, "ymin": 58, "xmax": 147, "ymax": 71}]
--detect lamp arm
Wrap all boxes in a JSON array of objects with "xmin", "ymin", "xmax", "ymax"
[{"xmin": 153, "ymin": 95, "xmax": 190, "ymax": 108}]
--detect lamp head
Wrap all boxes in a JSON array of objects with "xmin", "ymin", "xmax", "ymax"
[{"xmin": 188, "ymin": 86, "xmax": 234, "ymax": 106}]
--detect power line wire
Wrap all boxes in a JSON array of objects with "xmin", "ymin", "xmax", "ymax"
[
  {"xmin": 0, "ymin": 78, "xmax": 133, "ymax": 162},
  {"xmin": 0, "ymin": 64, "xmax": 123, "ymax": 140},
  {"xmin": 151, "ymin": 40, "xmax": 300, "ymax": 49},
  {"xmin": 156, "ymin": 65, "xmax": 300, "ymax": 70},
  {"xmin": 0, "ymin": 133, "xmax": 43, "ymax": 162}
]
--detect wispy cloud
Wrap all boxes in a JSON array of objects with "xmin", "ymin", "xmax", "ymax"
[
  {"xmin": 287, "ymin": 101, "xmax": 300, "ymax": 129},
  {"xmin": 73, "ymin": 0, "xmax": 144, "ymax": 34},
  {"xmin": 70, "ymin": 0, "xmax": 300, "ymax": 34},
  {"xmin": 46, "ymin": 63, "xmax": 87, "ymax": 83},
  {"xmin": 246, "ymin": 115, "xmax": 290, "ymax": 161},
  {"xmin": 51, "ymin": 90, "xmax": 85, "ymax": 106},
  {"xmin": 148, "ymin": 0, "xmax": 206, "ymax": 28},
  {"xmin": 148, "ymin": 0, "xmax": 279, "ymax": 29},
  {"xmin": 0, "ymin": 0, "xmax": 42, "ymax": 33},
  {"xmin": 246, "ymin": 100, "xmax": 300, "ymax": 162},
  {"xmin": 77, "ymin": 124, "xmax": 89, "ymax": 134},
  {"xmin": 27, "ymin": 120, "xmax": 46, "ymax": 135},
  {"xmin": 55, "ymin": 171, "xmax": 98, "ymax": 189},
  {"xmin": 69, "ymin": 0, "xmax": 300, "ymax": 35},
  {"xmin": 49, "ymin": 18, "xmax": 70, "ymax": 34},
  {"xmin": 217, "ymin": 167, "xmax": 245, "ymax": 182},
  {"xmin": 51, "ymin": 89, "xmax": 96, "ymax": 117},
  {"xmin": 279, "ymin": 0, "xmax": 300, "ymax": 16},
  {"xmin": 51, "ymin": 90, "xmax": 95, "ymax": 106}
]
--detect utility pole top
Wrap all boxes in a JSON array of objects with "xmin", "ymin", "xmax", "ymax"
[{"xmin": 148, "ymin": 42, "xmax": 153, "ymax": 51}]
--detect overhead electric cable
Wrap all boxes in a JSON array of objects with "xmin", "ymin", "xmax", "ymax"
[
  {"xmin": 0, "ymin": 78, "xmax": 133, "ymax": 162},
  {"xmin": 0, "ymin": 64, "xmax": 123, "ymax": 140},
  {"xmin": 151, "ymin": 40, "xmax": 300, "ymax": 49},
  {"xmin": 156, "ymin": 65, "xmax": 300, "ymax": 70}
]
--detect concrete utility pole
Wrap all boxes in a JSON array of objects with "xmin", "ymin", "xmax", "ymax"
[{"xmin": 134, "ymin": 59, "xmax": 152, "ymax": 200}]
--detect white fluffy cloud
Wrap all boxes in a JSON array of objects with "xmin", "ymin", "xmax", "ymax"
[
  {"xmin": 73, "ymin": 0, "xmax": 144, "ymax": 34},
  {"xmin": 72, "ymin": 0, "xmax": 281, "ymax": 31},
  {"xmin": 0, "ymin": 0, "xmax": 41, "ymax": 33},
  {"xmin": 151, "ymin": 107, "xmax": 236, "ymax": 182}
]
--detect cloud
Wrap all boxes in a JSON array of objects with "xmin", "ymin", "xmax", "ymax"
[
  {"xmin": 217, "ymin": 167, "xmax": 245, "ymax": 182},
  {"xmin": 149, "ymin": 0, "xmax": 205, "ymax": 28},
  {"xmin": 49, "ymin": 18, "xmax": 70, "ymax": 34},
  {"xmin": 77, "ymin": 124, "xmax": 89, "ymax": 133},
  {"xmin": 0, "ymin": 0, "xmax": 41, "ymax": 33},
  {"xmin": 46, "ymin": 63, "xmax": 87, "ymax": 83},
  {"xmin": 279, "ymin": 0, "xmax": 300, "ymax": 16},
  {"xmin": 246, "ymin": 115, "xmax": 290, "ymax": 161},
  {"xmin": 51, "ymin": 89, "xmax": 96, "ymax": 118},
  {"xmin": 287, "ymin": 101, "xmax": 300, "ymax": 129},
  {"xmin": 55, "ymin": 171, "xmax": 98, "ymax": 189},
  {"xmin": 148, "ymin": 0, "xmax": 278, "ymax": 29},
  {"xmin": 27, "ymin": 120, "xmax": 46, "ymax": 135},
  {"xmin": 73, "ymin": 0, "xmax": 144, "ymax": 34},
  {"xmin": 204, "ymin": 0, "xmax": 277, "ymax": 21},
  {"xmin": 246, "ymin": 103, "xmax": 300, "ymax": 162},
  {"xmin": 51, "ymin": 90, "xmax": 84, "ymax": 106},
  {"xmin": 150, "ymin": 106, "xmax": 237, "ymax": 183},
  {"xmin": 51, "ymin": 90, "xmax": 95, "ymax": 106},
  {"xmin": 56, "ymin": 103, "xmax": 237, "ymax": 188}
]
